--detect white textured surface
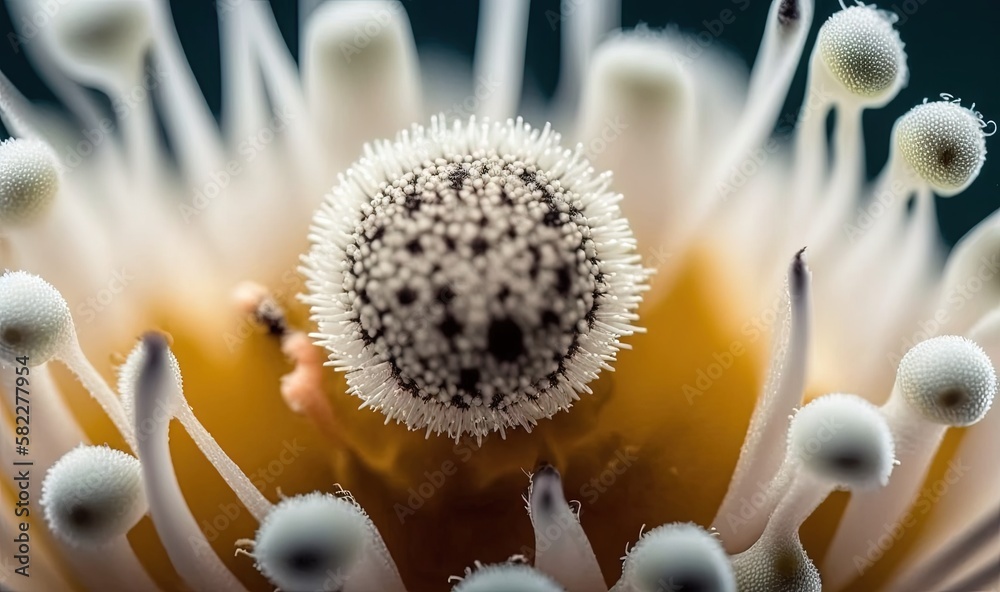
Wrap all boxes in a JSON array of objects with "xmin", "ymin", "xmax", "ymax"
[
  {"xmin": 0, "ymin": 138, "xmax": 59, "ymax": 225},
  {"xmin": 895, "ymin": 100, "xmax": 989, "ymax": 195},
  {"xmin": 453, "ymin": 563, "xmax": 564, "ymax": 592},
  {"xmin": 0, "ymin": 270, "xmax": 72, "ymax": 365},
  {"xmin": 789, "ymin": 393, "xmax": 896, "ymax": 491},
  {"xmin": 615, "ymin": 522, "xmax": 735, "ymax": 592},
  {"xmin": 40, "ymin": 445, "xmax": 146, "ymax": 547},
  {"xmin": 896, "ymin": 335, "xmax": 996, "ymax": 426},
  {"xmin": 817, "ymin": 5, "xmax": 906, "ymax": 101}
]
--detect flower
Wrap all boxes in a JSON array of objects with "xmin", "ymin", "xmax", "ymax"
[{"xmin": 0, "ymin": 0, "xmax": 998, "ymax": 591}]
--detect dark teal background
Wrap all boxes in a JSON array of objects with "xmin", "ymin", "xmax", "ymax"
[{"xmin": 1, "ymin": 0, "xmax": 996, "ymax": 246}]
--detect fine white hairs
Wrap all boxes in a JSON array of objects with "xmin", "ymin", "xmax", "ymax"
[
  {"xmin": 0, "ymin": 138, "xmax": 60, "ymax": 225},
  {"xmin": 250, "ymin": 492, "xmax": 368, "ymax": 592},
  {"xmin": 730, "ymin": 393, "xmax": 896, "ymax": 592},
  {"xmin": 895, "ymin": 98, "xmax": 991, "ymax": 196},
  {"xmin": 612, "ymin": 523, "xmax": 736, "ymax": 592},
  {"xmin": 452, "ymin": 562, "xmax": 564, "ymax": 592},
  {"xmin": 244, "ymin": 491, "xmax": 406, "ymax": 592},
  {"xmin": 814, "ymin": 3, "xmax": 907, "ymax": 106},
  {"xmin": 0, "ymin": 271, "xmax": 72, "ymax": 365},
  {"xmin": 40, "ymin": 445, "xmax": 147, "ymax": 548}
]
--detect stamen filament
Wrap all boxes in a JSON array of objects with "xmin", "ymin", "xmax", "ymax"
[
  {"xmin": 133, "ymin": 333, "xmax": 247, "ymax": 592},
  {"xmin": 528, "ymin": 465, "xmax": 606, "ymax": 592},
  {"xmin": 714, "ymin": 249, "xmax": 811, "ymax": 550},
  {"xmin": 473, "ymin": 0, "xmax": 530, "ymax": 121}
]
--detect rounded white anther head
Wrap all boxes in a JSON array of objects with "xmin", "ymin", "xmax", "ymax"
[
  {"xmin": 453, "ymin": 563, "xmax": 564, "ymax": 592},
  {"xmin": 618, "ymin": 523, "xmax": 735, "ymax": 592},
  {"xmin": 0, "ymin": 139, "xmax": 60, "ymax": 225},
  {"xmin": 896, "ymin": 336, "xmax": 996, "ymax": 426},
  {"xmin": 816, "ymin": 5, "xmax": 907, "ymax": 104},
  {"xmin": 253, "ymin": 492, "xmax": 370, "ymax": 591},
  {"xmin": 47, "ymin": 0, "xmax": 152, "ymax": 85},
  {"xmin": 789, "ymin": 393, "xmax": 895, "ymax": 491},
  {"xmin": 40, "ymin": 445, "xmax": 147, "ymax": 547},
  {"xmin": 118, "ymin": 336, "xmax": 184, "ymax": 424},
  {"xmin": 895, "ymin": 100, "xmax": 989, "ymax": 196},
  {"xmin": 0, "ymin": 271, "xmax": 72, "ymax": 365}
]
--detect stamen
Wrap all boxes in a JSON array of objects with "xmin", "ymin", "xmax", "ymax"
[
  {"xmin": 303, "ymin": 1, "xmax": 421, "ymax": 162},
  {"xmin": 0, "ymin": 487, "xmax": 77, "ymax": 592},
  {"xmin": 146, "ymin": 0, "xmax": 228, "ymax": 183},
  {"xmin": 813, "ymin": 3, "xmax": 907, "ymax": 106},
  {"xmin": 0, "ymin": 271, "xmax": 134, "ymax": 449},
  {"xmin": 714, "ymin": 250, "xmax": 811, "ymax": 550},
  {"xmin": 612, "ymin": 523, "xmax": 735, "ymax": 592},
  {"xmin": 42, "ymin": 0, "xmax": 160, "ymax": 185},
  {"xmin": 937, "ymin": 215, "xmax": 1000, "ymax": 334},
  {"xmin": 132, "ymin": 332, "xmax": 247, "ymax": 592},
  {"xmin": 40, "ymin": 445, "xmax": 146, "ymax": 548},
  {"xmin": 301, "ymin": 117, "xmax": 647, "ymax": 440},
  {"xmin": 243, "ymin": 491, "xmax": 406, "ymax": 592},
  {"xmin": 576, "ymin": 32, "xmax": 697, "ymax": 257},
  {"xmin": 730, "ymin": 394, "xmax": 896, "ymax": 592},
  {"xmin": 894, "ymin": 98, "xmax": 990, "ymax": 197},
  {"xmin": 940, "ymin": 555, "xmax": 1000, "ymax": 592},
  {"xmin": 0, "ymin": 271, "xmax": 73, "ymax": 366},
  {"xmin": 806, "ymin": 5, "xmax": 909, "ymax": 264},
  {"xmin": 823, "ymin": 336, "xmax": 996, "ymax": 589},
  {"xmin": 0, "ymin": 138, "xmax": 60, "ymax": 226},
  {"xmin": 528, "ymin": 465, "xmax": 605, "ymax": 592},
  {"xmin": 473, "ymin": 0, "xmax": 530, "ymax": 121},
  {"xmin": 119, "ymin": 335, "xmax": 273, "ymax": 522},
  {"xmin": 556, "ymin": 0, "xmax": 620, "ymax": 112},
  {"xmin": 0, "ymin": 69, "xmax": 47, "ymax": 140},
  {"xmin": 889, "ymin": 505, "xmax": 1000, "ymax": 592},
  {"xmin": 44, "ymin": 0, "xmax": 153, "ymax": 89},
  {"xmin": 700, "ymin": 0, "xmax": 815, "ymax": 213},
  {"xmin": 451, "ymin": 562, "xmax": 564, "ymax": 592}
]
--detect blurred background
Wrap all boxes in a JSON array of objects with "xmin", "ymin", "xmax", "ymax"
[{"xmin": 0, "ymin": 0, "xmax": 996, "ymax": 246}]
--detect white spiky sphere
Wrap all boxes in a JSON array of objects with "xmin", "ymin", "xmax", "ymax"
[
  {"xmin": 895, "ymin": 100, "xmax": 989, "ymax": 196},
  {"xmin": 618, "ymin": 522, "xmax": 736, "ymax": 592},
  {"xmin": 0, "ymin": 271, "xmax": 73, "ymax": 365},
  {"xmin": 896, "ymin": 336, "xmax": 996, "ymax": 426},
  {"xmin": 253, "ymin": 492, "xmax": 370, "ymax": 591},
  {"xmin": 788, "ymin": 393, "xmax": 896, "ymax": 491},
  {"xmin": 0, "ymin": 138, "xmax": 60, "ymax": 225},
  {"xmin": 40, "ymin": 445, "xmax": 147, "ymax": 547},
  {"xmin": 816, "ymin": 5, "xmax": 907, "ymax": 104},
  {"xmin": 452, "ymin": 563, "xmax": 564, "ymax": 592}
]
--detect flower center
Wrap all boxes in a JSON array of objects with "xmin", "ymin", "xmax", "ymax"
[{"xmin": 345, "ymin": 154, "xmax": 604, "ymax": 412}]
